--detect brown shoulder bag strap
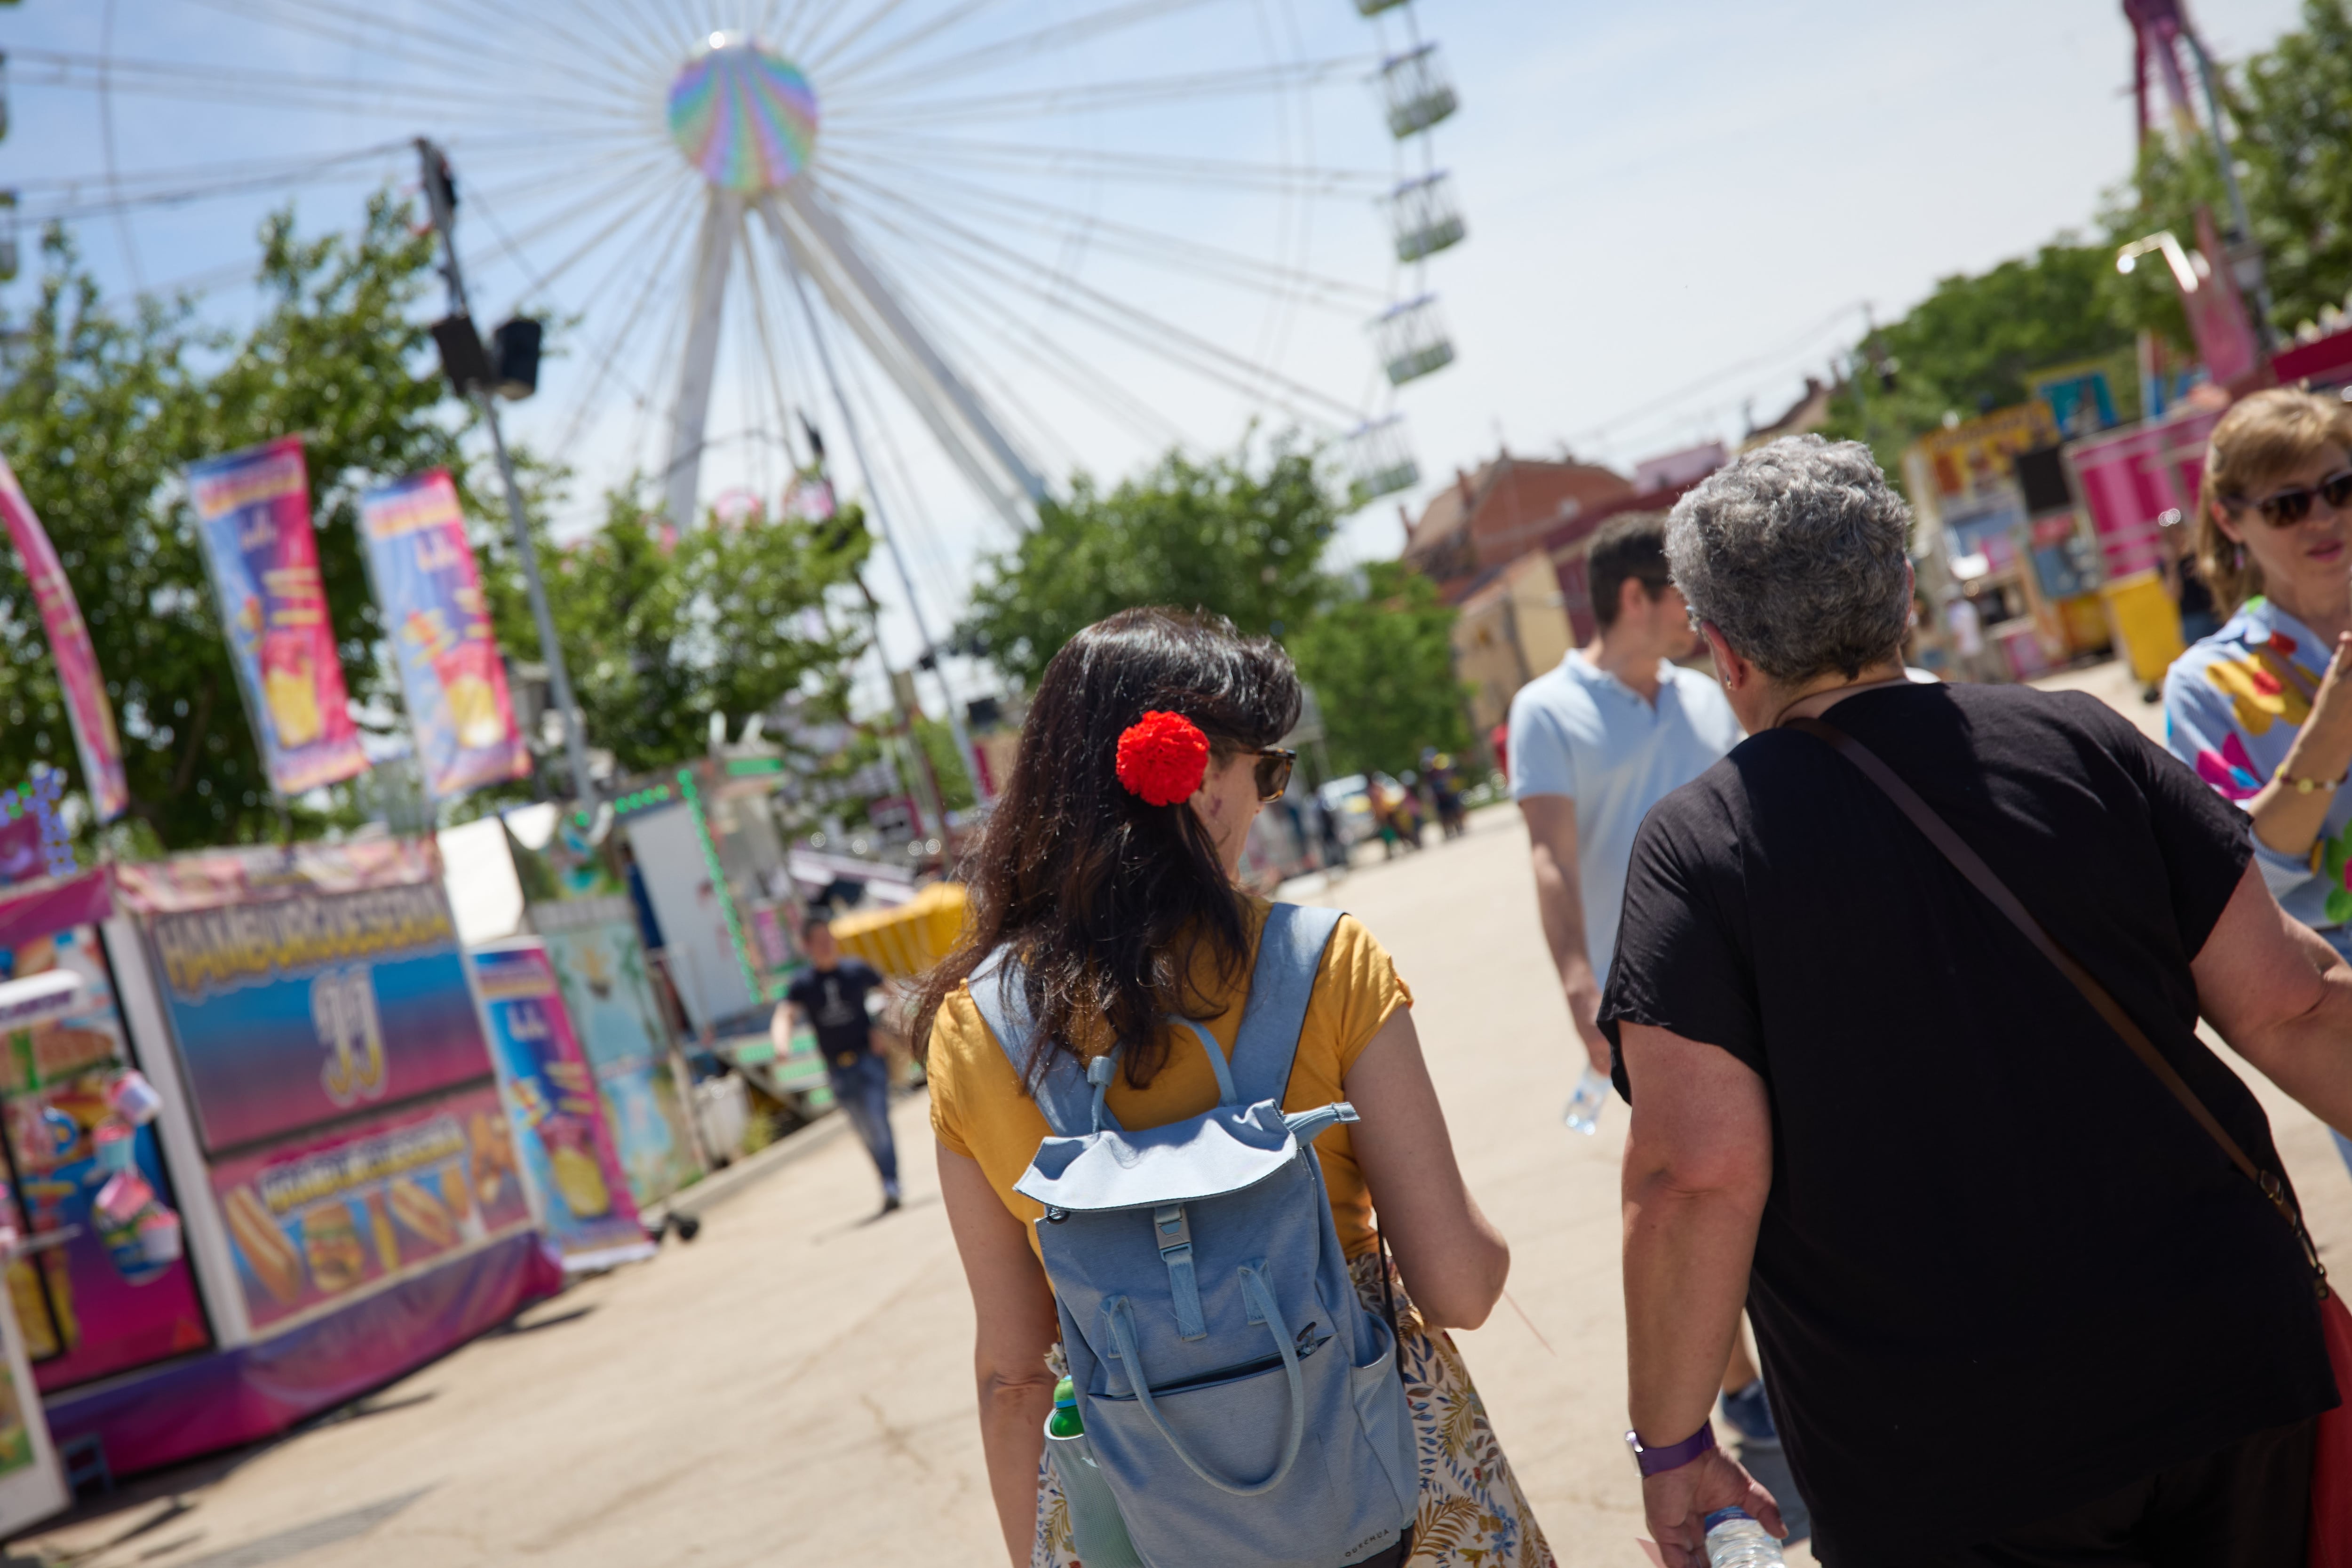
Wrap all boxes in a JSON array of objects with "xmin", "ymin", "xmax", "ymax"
[{"xmin": 1786, "ymin": 713, "xmax": 2329, "ymax": 1296}]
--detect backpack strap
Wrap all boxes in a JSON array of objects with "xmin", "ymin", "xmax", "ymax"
[
  {"xmin": 967, "ymin": 947, "xmax": 1119, "ymax": 1138},
  {"xmin": 1228, "ymin": 904, "xmax": 1346, "ymax": 1109}
]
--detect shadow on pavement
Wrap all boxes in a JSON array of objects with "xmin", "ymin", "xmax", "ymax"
[{"xmin": 149, "ymin": 1486, "xmax": 432, "ymax": 1568}]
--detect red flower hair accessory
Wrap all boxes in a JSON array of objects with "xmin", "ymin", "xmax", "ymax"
[{"xmin": 1115, "ymin": 710, "xmax": 1210, "ymax": 806}]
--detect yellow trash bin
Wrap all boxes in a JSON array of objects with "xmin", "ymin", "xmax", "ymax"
[{"xmin": 2101, "ymin": 570, "xmax": 2186, "ymax": 690}]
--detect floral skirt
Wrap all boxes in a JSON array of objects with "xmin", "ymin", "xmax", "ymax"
[{"xmin": 1032, "ymin": 1250, "xmax": 1556, "ymax": 1568}]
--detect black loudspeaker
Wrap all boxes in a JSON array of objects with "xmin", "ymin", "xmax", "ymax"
[
  {"xmin": 492, "ymin": 318, "xmax": 542, "ymax": 400},
  {"xmin": 2015, "ymin": 445, "xmax": 2073, "ymax": 515},
  {"xmin": 429, "ymin": 314, "xmax": 493, "ymax": 397}
]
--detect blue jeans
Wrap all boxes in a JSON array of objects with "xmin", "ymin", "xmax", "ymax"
[{"xmin": 831, "ymin": 1056, "xmax": 900, "ymax": 1197}]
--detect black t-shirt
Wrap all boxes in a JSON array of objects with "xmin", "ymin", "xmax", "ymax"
[
  {"xmin": 1598, "ymin": 682, "xmax": 2335, "ymax": 1555},
  {"xmin": 787, "ymin": 959, "xmax": 883, "ymax": 1072}
]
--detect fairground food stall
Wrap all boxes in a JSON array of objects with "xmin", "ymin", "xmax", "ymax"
[{"xmin": 7, "ymin": 841, "xmax": 560, "ymax": 1478}]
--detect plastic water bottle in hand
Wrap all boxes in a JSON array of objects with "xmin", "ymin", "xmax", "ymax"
[
  {"xmin": 1702, "ymin": 1508, "xmax": 1783, "ymax": 1567},
  {"xmin": 1562, "ymin": 1067, "xmax": 1611, "ymax": 1135}
]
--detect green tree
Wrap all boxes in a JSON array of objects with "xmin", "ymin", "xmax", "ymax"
[
  {"xmin": 1819, "ymin": 243, "xmax": 2140, "ymax": 473},
  {"xmin": 913, "ymin": 716, "xmax": 977, "ymax": 813},
  {"xmin": 0, "ymin": 200, "xmax": 464, "ymax": 849},
  {"xmin": 961, "ymin": 441, "xmax": 1335, "ymax": 685},
  {"xmin": 1287, "ymin": 562, "xmax": 1467, "ymax": 778},
  {"xmin": 2115, "ymin": 0, "xmax": 2352, "ymax": 337},
  {"xmin": 3, "ymin": 197, "xmax": 868, "ymax": 846},
  {"xmin": 960, "ymin": 437, "xmax": 1466, "ymax": 777},
  {"xmin": 536, "ymin": 489, "xmax": 869, "ymax": 779}
]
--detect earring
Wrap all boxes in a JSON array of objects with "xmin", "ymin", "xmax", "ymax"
[{"xmin": 2235, "ymin": 543, "xmax": 2248, "ymax": 570}]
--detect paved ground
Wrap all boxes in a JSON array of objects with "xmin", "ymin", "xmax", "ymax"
[{"xmin": 16, "ymin": 667, "xmax": 2352, "ymax": 1567}]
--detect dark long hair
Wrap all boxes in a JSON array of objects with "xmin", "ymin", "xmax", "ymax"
[{"xmin": 914, "ymin": 607, "xmax": 1301, "ymax": 1090}]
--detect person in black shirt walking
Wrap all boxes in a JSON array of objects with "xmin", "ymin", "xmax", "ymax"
[
  {"xmin": 780, "ymin": 916, "xmax": 901, "ymax": 1214},
  {"xmin": 1601, "ymin": 436, "xmax": 2351, "ymax": 1566}
]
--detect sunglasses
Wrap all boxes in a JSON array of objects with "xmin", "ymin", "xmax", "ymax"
[
  {"xmin": 2242, "ymin": 470, "xmax": 2352, "ymax": 528},
  {"xmin": 1239, "ymin": 746, "xmax": 1296, "ymax": 803}
]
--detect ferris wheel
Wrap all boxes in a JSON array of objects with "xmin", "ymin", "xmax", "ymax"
[{"xmin": 11, "ymin": 0, "xmax": 1472, "ymax": 652}]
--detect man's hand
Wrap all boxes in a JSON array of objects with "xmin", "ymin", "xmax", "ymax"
[
  {"xmin": 1642, "ymin": 1447, "xmax": 1783, "ymax": 1568},
  {"xmin": 1562, "ymin": 956, "xmax": 1612, "ymax": 1075}
]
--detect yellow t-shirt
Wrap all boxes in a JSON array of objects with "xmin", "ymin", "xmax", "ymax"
[{"xmin": 928, "ymin": 899, "xmax": 1411, "ymax": 1260}]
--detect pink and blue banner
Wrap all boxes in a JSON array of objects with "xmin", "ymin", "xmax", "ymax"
[
  {"xmin": 472, "ymin": 940, "xmax": 651, "ymax": 1270},
  {"xmin": 0, "ymin": 454, "xmax": 129, "ymax": 823},
  {"xmin": 358, "ymin": 471, "xmax": 529, "ymax": 800},
  {"xmin": 186, "ymin": 437, "xmax": 367, "ymax": 797}
]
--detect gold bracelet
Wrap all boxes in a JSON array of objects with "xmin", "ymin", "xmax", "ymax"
[{"xmin": 2279, "ymin": 769, "xmax": 2350, "ymax": 795}]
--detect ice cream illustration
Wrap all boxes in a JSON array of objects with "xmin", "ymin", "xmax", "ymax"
[{"xmin": 259, "ymin": 631, "xmax": 322, "ymax": 748}]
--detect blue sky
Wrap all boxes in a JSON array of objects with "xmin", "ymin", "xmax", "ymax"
[{"xmin": 0, "ymin": 0, "xmax": 2312, "ymax": 684}]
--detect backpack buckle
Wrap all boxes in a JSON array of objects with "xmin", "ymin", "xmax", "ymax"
[{"xmin": 1154, "ymin": 1204, "xmax": 1208, "ymax": 1340}]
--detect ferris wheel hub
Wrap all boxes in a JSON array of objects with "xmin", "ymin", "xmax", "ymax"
[{"xmin": 667, "ymin": 37, "xmax": 819, "ymax": 195}]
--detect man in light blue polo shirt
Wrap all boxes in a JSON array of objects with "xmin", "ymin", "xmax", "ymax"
[{"xmin": 1511, "ymin": 510, "xmax": 1742, "ymax": 1052}]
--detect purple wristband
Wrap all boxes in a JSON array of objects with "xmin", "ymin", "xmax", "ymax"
[{"xmin": 1625, "ymin": 1419, "xmax": 1716, "ymax": 1478}]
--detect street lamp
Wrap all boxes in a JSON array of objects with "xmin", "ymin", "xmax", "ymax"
[{"xmin": 2115, "ymin": 231, "xmax": 2203, "ymax": 294}]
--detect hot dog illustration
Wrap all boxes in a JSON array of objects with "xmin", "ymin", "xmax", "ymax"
[
  {"xmin": 224, "ymin": 1186, "xmax": 302, "ymax": 1303},
  {"xmin": 388, "ymin": 1178, "xmax": 458, "ymax": 1250}
]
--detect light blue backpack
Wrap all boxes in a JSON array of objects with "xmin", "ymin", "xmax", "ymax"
[{"xmin": 971, "ymin": 903, "xmax": 1418, "ymax": 1568}]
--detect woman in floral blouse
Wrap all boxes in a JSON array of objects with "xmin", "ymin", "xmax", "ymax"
[{"xmin": 2163, "ymin": 388, "xmax": 2352, "ymax": 1176}]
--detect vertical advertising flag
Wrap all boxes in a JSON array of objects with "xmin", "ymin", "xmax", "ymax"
[
  {"xmin": 472, "ymin": 939, "xmax": 650, "ymax": 1270},
  {"xmin": 0, "ymin": 454, "xmax": 129, "ymax": 823},
  {"xmin": 358, "ymin": 471, "xmax": 529, "ymax": 799},
  {"xmin": 185, "ymin": 438, "xmax": 367, "ymax": 796}
]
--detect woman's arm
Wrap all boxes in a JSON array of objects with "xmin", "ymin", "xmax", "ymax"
[
  {"xmin": 1342, "ymin": 1005, "xmax": 1509, "ymax": 1329},
  {"xmin": 2245, "ymin": 633, "xmax": 2352, "ymax": 857},
  {"xmin": 939, "ymin": 1145, "xmax": 1061, "ymax": 1568}
]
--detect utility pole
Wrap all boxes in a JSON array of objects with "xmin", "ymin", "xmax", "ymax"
[
  {"xmin": 799, "ymin": 417, "xmax": 946, "ymax": 842},
  {"xmin": 777, "ymin": 249, "xmax": 993, "ymax": 812},
  {"xmin": 415, "ymin": 138, "xmax": 597, "ymax": 803}
]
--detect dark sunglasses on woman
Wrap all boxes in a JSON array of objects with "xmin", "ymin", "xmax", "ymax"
[
  {"xmin": 2244, "ymin": 469, "xmax": 2352, "ymax": 527},
  {"xmin": 1238, "ymin": 746, "xmax": 1296, "ymax": 802}
]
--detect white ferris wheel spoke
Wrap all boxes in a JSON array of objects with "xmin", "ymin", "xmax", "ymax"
[
  {"xmin": 171, "ymin": 0, "xmax": 594, "ymax": 90},
  {"xmin": 828, "ymin": 0, "xmax": 1228, "ymax": 97},
  {"xmin": 411, "ymin": 0, "xmax": 673, "ymax": 95},
  {"xmin": 590, "ymin": 0, "xmax": 704, "ymax": 71},
  {"xmin": 458, "ymin": 155, "xmax": 685, "ymax": 310},
  {"xmin": 758, "ymin": 190, "xmax": 1043, "ymax": 535},
  {"xmin": 802, "ymin": 0, "xmax": 1009, "ymax": 87},
  {"xmin": 789, "ymin": 0, "xmax": 928, "ymax": 83},
  {"xmin": 791, "ymin": 207, "xmax": 1093, "ymax": 479},
  {"xmin": 19, "ymin": 48, "xmax": 644, "ymax": 127},
  {"xmin": 829, "ymin": 184, "xmax": 1313, "ymax": 423},
  {"xmin": 545, "ymin": 180, "xmax": 707, "ymax": 465},
  {"xmin": 468, "ymin": 160, "xmax": 690, "ymax": 317},
  {"xmin": 820, "ymin": 146, "xmax": 1383, "ymax": 310},
  {"xmin": 825, "ymin": 179, "xmax": 1358, "ymax": 428},
  {"xmin": 821, "ymin": 131, "xmax": 1386, "ymax": 196},
  {"xmin": 827, "ymin": 57, "xmax": 1371, "ymax": 128},
  {"xmin": 862, "ymin": 225, "xmax": 1178, "ymax": 457}
]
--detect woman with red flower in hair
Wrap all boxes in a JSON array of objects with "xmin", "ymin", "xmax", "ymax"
[{"xmin": 917, "ymin": 606, "xmax": 1550, "ymax": 1568}]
